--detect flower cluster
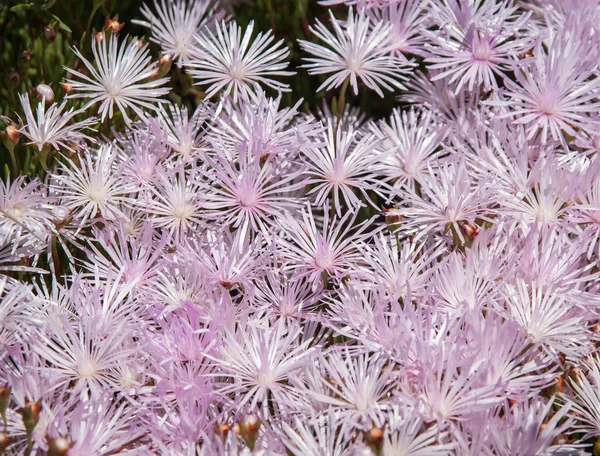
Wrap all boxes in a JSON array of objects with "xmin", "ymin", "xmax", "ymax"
[{"xmin": 2, "ymin": 0, "xmax": 600, "ymax": 454}]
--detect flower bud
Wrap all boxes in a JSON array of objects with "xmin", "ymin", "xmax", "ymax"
[
  {"xmin": 93, "ymin": 32, "xmax": 105, "ymax": 44},
  {"xmin": 157, "ymin": 54, "xmax": 172, "ymax": 78},
  {"xmin": 382, "ymin": 206, "xmax": 403, "ymax": 228},
  {"xmin": 19, "ymin": 398, "xmax": 43, "ymax": 439},
  {"xmin": 0, "ymin": 432, "xmax": 15, "ymax": 453},
  {"xmin": 20, "ymin": 50, "xmax": 33, "ymax": 66},
  {"xmin": 364, "ymin": 427, "xmax": 384, "ymax": 456},
  {"xmin": 0, "ymin": 383, "xmax": 11, "ymax": 424},
  {"xmin": 61, "ymin": 82, "xmax": 73, "ymax": 94},
  {"xmin": 106, "ymin": 16, "xmax": 125, "ymax": 34},
  {"xmin": 3, "ymin": 125, "xmax": 21, "ymax": 145},
  {"xmin": 554, "ymin": 376, "xmax": 566, "ymax": 394},
  {"xmin": 238, "ymin": 414, "xmax": 261, "ymax": 451},
  {"xmin": 47, "ymin": 435, "xmax": 73, "ymax": 456},
  {"xmin": 43, "ymin": 25, "xmax": 57, "ymax": 42},
  {"xmin": 458, "ymin": 220, "xmax": 478, "ymax": 241},
  {"xmin": 8, "ymin": 69, "xmax": 20, "ymax": 85},
  {"xmin": 215, "ymin": 422, "xmax": 231, "ymax": 442},
  {"xmin": 37, "ymin": 84, "xmax": 55, "ymax": 104}
]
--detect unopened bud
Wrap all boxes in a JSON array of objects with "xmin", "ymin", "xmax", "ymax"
[
  {"xmin": 47, "ymin": 435, "xmax": 73, "ymax": 456},
  {"xmin": 43, "ymin": 25, "xmax": 56, "ymax": 42},
  {"xmin": 0, "ymin": 383, "xmax": 11, "ymax": 424},
  {"xmin": 238, "ymin": 414, "xmax": 261, "ymax": 451},
  {"xmin": 215, "ymin": 422, "xmax": 231, "ymax": 441},
  {"xmin": 555, "ymin": 376, "xmax": 566, "ymax": 393},
  {"xmin": 93, "ymin": 32, "xmax": 105, "ymax": 44},
  {"xmin": 37, "ymin": 84, "xmax": 55, "ymax": 104},
  {"xmin": 459, "ymin": 220, "xmax": 478, "ymax": 240},
  {"xmin": 0, "ymin": 432, "xmax": 15, "ymax": 452},
  {"xmin": 61, "ymin": 82, "xmax": 73, "ymax": 94},
  {"xmin": 105, "ymin": 17, "xmax": 125, "ymax": 34},
  {"xmin": 569, "ymin": 367, "xmax": 582, "ymax": 379},
  {"xmin": 19, "ymin": 398, "xmax": 43, "ymax": 439},
  {"xmin": 157, "ymin": 54, "xmax": 172, "ymax": 78},
  {"xmin": 3, "ymin": 125, "xmax": 21, "ymax": 144},
  {"xmin": 365, "ymin": 427, "xmax": 384, "ymax": 456},
  {"xmin": 382, "ymin": 206, "xmax": 403, "ymax": 227},
  {"xmin": 8, "ymin": 69, "xmax": 20, "ymax": 85},
  {"xmin": 20, "ymin": 50, "xmax": 33, "ymax": 66}
]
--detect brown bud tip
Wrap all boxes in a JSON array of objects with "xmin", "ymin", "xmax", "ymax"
[
  {"xmin": 458, "ymin": 220, "xmax": 479, "ymax": 240},
  {"xmin": 43, "ymin": 25, "xmax": 56, "ymax": 42},
  {"xmin": 5, "ymin": 125, "xmax": 21, "ymax": 143},
  {"xmin": 93, "ymin": 32, "xmax": 105, "ymax": 44},
  {"xmin": 47, "ymin": 436, "xmax": 72, "ymax": 456},
  {"xmin": 106, "ymin": 19, "xmax": 125, "ymax": 33},
  {"xmin": 242, "ymin": 414, "xmax": 261, "ymax": 434},
  {"xmin": 555, "ymin": 376, "xmax": 566, "ymax": 393},
  {"xmin": 8, "ymin": 69, "xmax": 20, "ymax": 85},
  {"xmin": 569, "ymin": 367, "xmax": 582, "ymax": 378},
  {"xmin": 215, "ymin": 423, "xmax": 231, "ymax": 438},
  {"xmin": 20, "ymin": 50, "xmax": 33, "ymax": 65},
  {"xmin": 365, "ymin": 427, "xmax": 385, "ymax": 452},
  {"xmin": 61, "ymin": 82, "xmax": 73, "ymax": 94},
  {"xmin": 0, "ymin": 432, "xmax": 15, "ymax": 452}
]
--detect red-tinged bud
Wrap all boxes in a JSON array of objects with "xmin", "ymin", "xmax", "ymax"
[
  {"xmin": 458, "ymin": 220, "xmax": 478, "ymax": 240},
  {"xmin": 20, "ymin": 50, "xmax": 33, "ymax": 65},
  {"xmin": 19, "ymin": 398, "xmax": 43, "ymax": 440},
  {"xmin": 8, "ymin": 69, "xmax": 20, "ymax": 85},
  {"xmin": 238, "ymin": 414, "xmax": 261, "ymax": 451},
  {"xmin": 47, "ymin": 435, "xmax": 73, "ymax": 456},
  {"xmin": 594, "ymin": 436, "xmax": 600, "ymax": 456},
  {"xmin": 157, "ymin": 54, "xmax": 172, "ymax": 78},
  {"xmin": 105, "ymin": 16, "xmax": 125, "ymax": 34},
  {"xmin": 0, "ymin": 383, "xmax": 11, "ymax": 424},
  {"xmin": 93, "ymin": 32, "xmax": 105, "ymax": 44},
  {"xmin": 61, "ymin": 82, "xmax": 73, "ymax": 94},
  {"xmin": 364, "ymin": 427, "xmax": 385, "ymax": 456},
  {"xmin": 555, "ymin": 376, "xmax": 566, "ymax": 393},
  {"xmin": 36, "ymin": 84, "xmax": 55, "ymax": 104},
  {"xmin": 0, "ymin": 432, "xmax": 15, "ymax": 452},
  {"xmin": 3, "ymin": 125, "xmax": 21, "ymax": 145},
  {"xmin": 215, "ymin": 422, "xmax": 231, "ymax": 441},
  {"xmin": 43, "ymin": 25, "xmax": 56, "ymax": 42},
  {"xmin": 382, "ymin": 206, "xmax": 403, "ymax": 227}
]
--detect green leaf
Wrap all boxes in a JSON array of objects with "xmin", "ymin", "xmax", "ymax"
[
  {"xmin": 10, "ymin": 0, "xmax": 56, "ymax": 12},
  {"xmin": 10, "ymin": 4, "xmax": 32, "ymax": 11},
  {"xmin": 49, "ymin": 13, "xmax": 72, "ymax": 33}
]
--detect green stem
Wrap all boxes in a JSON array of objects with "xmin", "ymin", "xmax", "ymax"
[
  {"xmin": 85, "ymin": 1, "xmax": 102, "ymax": 42},
  {"xmin": 7, "ymin": 146, "xmax": 17, "ymax": 177},
  {"xmin": 337, "ymin": 77, "xmax": 349, "ymax": 122}
]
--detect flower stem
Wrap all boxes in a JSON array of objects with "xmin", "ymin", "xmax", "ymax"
[
  {"xmin": 85, "ymin": 1, "xmax": 103, "ymax": 42},
  {"xmin": 337, "ymin": 77, "xmax": 349, "ymax": 122}
]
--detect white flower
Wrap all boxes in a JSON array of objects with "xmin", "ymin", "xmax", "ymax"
[
  {"xmin": 65, "ymin": 33, "xmax": 171, "ymax": 124},
  {"xmin": 18, "ymin": 93, "xmax": 96, "ymax": 152},
  {"xmin": 134, "ymin": 0, "xmax": 224, "ymax": 65},
  {"xmin": 50, "ymin": 145, "xmax": 138, "ymax": 228},
  {"xmin": 299, "ymin": 8, "xmax": 414, "ymax": 97},
  {"xmin": 186, "ymin": 20, "xmax": 294, "ymax": 102}
]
